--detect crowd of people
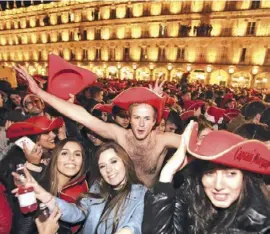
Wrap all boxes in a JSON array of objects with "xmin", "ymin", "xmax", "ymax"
[{"xmin": 0, "ymin": 57, "xmax": 269, "ymax": 234}]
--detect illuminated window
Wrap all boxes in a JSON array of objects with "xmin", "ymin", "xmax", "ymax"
[
  {"xmin": 240, "ymin": 48, "xmax": 247, "ymax": 63},
  {"xmin": 247, "ymin": 22, "xmax": 256, "ymax": 35},
  {"xmin": 251, "ymin": 0, "xmax": 260, "ymax": 9}
]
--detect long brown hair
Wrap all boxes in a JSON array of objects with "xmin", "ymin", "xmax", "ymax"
[
  {"xmin": 45, "ymin": 139, "xmax": 86, "ymax": 195},
  {"xmin": 79, "ymin": 141, "xmax": 140, "ymax": 234}
]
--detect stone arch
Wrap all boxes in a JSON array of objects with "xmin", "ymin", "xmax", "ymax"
[
  {"xmin": 120, "ymin": 66, "xmax": 134, "ymax": 80},
  {"xmin": 231, "ymin": 71, "xmax": 252, "ymax": 88},
  {"xmin": 153, "ymin": 67, "xmax": 168, "ymax": 80},
  {"xmin": 136, "ymin": 66, "xmax": 151, "ymax": 80},
  {"xmin": 209, "ymin": 69, "xmax": 229, "ymax": 86}
]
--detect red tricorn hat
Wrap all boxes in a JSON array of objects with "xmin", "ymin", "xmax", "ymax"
[
  {"xmin": 112, "ymin": 87, "xmax": 165, "ymax": 123},
  {"xmin": 204, "ymin": 106, "xmax": 226, "ymax": 124},
  {"xmin": 93, "ymin": 103, "xmax": 113, "ymax": 114},
  {"xmin": 47, "ymin": 54, "xmax": 98, "ymax": 100},
  {"xmin": 224, "ymin": 109, "xmax": 241, "ymax": 122},
  {"xmin": 180, "ymin": 110, "xmax": 195, "ymax": 121},
  {"xmin": 184, "ymin": 100, "xmax": 205, "ymax": 111},
  {"xmin": 7, "ymin": 116, "xmax": 64, "ymax": 139},
  {"xmin": 163, "ymin": 107, "xmax": 171, "ymax": 120},
  {"xmin": 187, "ymin": 122, "xmax": 270, "ymax": 175}
]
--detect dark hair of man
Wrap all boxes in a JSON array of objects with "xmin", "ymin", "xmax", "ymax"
[
  {"xmin": 244, "ymin": 101, "xmax": 266, "ymax": 120},
  {"xmin": 260, "ymin": 108, "xmax": 270, "ymax": 128}
]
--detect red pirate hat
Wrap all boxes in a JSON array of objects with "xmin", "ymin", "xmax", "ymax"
[
  {"xmin": 224, "ymin": 109, "xmax": 240, "ymax": 122},
  {"xmin": 47, "ymin": 54, "xmax": 98, "ymax": 100},
  {"xmin": 187, "ymin": 122, "xmax": 270, "ymax": 175},
  {"xmin": 221, "ymin": 93, "xmax": 235, "ymax": 109},
  {"xmin": 180, "ymin": 110, "xmax": 195, "ymax": 121},
  {"xmin": 184, "ymin": 100, "xmax": 205, "ymax": 111},
  {"xmin": 112, "ymin": 87, "xmax": 165, "ymax": 123},
  {"xmin": 7, "ymin": 116, "xmax": 64, "ymax": 139},
  {"xmin": 163, "ymin": 107, "xmax": 170, "ymax": 120},
  {"xmin": 93, "ymin": 103, "xmax": 113, "ymax": 114},
  {"xmin": 204, "ymin": 106, "xmax": 226, "ymax": 124}
]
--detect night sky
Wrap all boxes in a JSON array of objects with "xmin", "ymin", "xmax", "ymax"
[{"xmin": 0, "ymin": 1, "xmax": 55, "ymax": 11}]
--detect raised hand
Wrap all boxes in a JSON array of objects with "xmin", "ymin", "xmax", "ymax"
[
  {"xmin": 12, "ymin": 167, "xmax": 46, "ymax": 198},
  {"xmin": 160, "ymin": 120, "xmax": 195, "ymax": 183},
  {"xmin": 13, "ymin": 65, "xmax": 40, "ymax": 94},
  {"xmin": 148, "ymin": 76, "xmax": 165, "ymax": 96},
  {"xmin": 23, "ymin": 143, "xmax": 43, "ymax": 165}
]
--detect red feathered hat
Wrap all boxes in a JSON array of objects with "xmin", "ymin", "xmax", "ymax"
[
  {"xmin": 187, "ymin": 122, "xmax": 270, "ymax": 175},
  {"xmin": 184, "ymin": 100, "xmax": 205, "ymax": 111},
  {"xmin": 204, "ymin": 106, "xmax": 226, "ymax": 124},
  {"xmin": 47, "ymin": 54, "xmax": 98, "ymax": 100},
  {"xmin": 112, "ymin": 87, "xmax": 165, "ymax": 123},
  {"xmin": 7, "ymin": 116, "xmax": 64, "ymax": 139}
]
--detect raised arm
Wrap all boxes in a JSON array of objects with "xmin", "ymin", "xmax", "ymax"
[{"xmin": 14, "ymin": 65, "xmax": 125, "ymax": 141}]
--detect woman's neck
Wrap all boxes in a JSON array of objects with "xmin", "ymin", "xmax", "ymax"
[{"xmin": 57, "ymin": 173, "xmax": 71, "ymax": 192}]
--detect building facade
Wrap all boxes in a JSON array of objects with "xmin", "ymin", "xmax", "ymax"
[{"xmin": 0, "ymin": 0, "xmax": 270, "ymax": 89}]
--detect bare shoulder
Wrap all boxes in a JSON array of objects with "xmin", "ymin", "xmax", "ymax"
[
  {"xmin": 157, "ymin": 131, "xmax": 182, "ymax": 148},
  {"xmin": 110, "ymin": 123, "xmax": 128, "ymax": 142}
]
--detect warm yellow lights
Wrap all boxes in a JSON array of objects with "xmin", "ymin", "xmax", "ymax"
[
  {"xmin": 187, "ymin": 64, "xmax": 192, "ymax": 72},
  {"xmin": 252, "ymin": 66, "xmax": 259, "ymax": 75},
  {"xmin": 206, "ymin": 65, "xmax": 212, "ymax": 73},
  {"xmin": 228, "ymin": 67, "xmax": 235, "ymax": 74}
]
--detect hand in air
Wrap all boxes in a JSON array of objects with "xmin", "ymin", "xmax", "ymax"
[
  {"xmin": 148, "ymin": 76, "xmax": 165, "ymax": 96},
  {"xmin": 12, "ymin": 167, "xmax": 46, "ymax": 199},
  {"xmin": 13, "ymin": 65, "xmax": 40, "ymax": 94},
  {"xmin": 160, "ymin": 120, "xmax": 195, "ymax": 183}
]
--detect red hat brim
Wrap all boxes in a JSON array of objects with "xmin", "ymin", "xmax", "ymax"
[
  {"xmin": 7, "ymin": 116, "xmax": 64, "ymax": 139},
  {"xmin": 187, "ymin": 122, "xmax": 270, "ymax": 175},
  {"xmin": 184, "ymin": 100, "xmax": 205, "ymax": 111},
  {"xmin": 112, "ymin": 87, "xmax": 165, "ymax": 123},
  {"xmin": 93, "ymin": 103, "xmax": 113, "ymax": 113},
  {"xmin": 47, "ymin": 54, "xmax": 97, "ymax": 100},
  {"xmin": 180, "ymin": 110, "xmax": 195, "ymax": 121}
]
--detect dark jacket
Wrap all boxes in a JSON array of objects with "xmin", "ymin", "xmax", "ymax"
[
  {"xmin": 0, "ymin": 183, "xmax": 12, "ymax": 234},
  {"xmin": 143, "ymin": 182, "xmax": 270, "ymax": 234}
]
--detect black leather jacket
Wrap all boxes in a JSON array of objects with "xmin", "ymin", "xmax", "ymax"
[{"xmin": 143, "ymin": 182, "xmax": 270, "ymax": 234}]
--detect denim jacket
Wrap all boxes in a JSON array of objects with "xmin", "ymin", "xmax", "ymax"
[{"xmin": 56, "ymin": 183, "xmax": 146, "ymax": 234}]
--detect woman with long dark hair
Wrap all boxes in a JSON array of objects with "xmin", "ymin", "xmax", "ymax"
[
  {"xmin": 13, "ymin": 141, "xmax": 146, "ymax": 234},
  {"xmin": 143, "ymin": 121, "xmax": 270, "ymax": 233},
  {"xmin": 40, "ymin": 138, "xmax": 88, "ymax": 234}
]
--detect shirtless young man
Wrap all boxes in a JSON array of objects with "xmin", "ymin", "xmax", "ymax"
[{"xmin": 15, "ymin": 66, "xmax": 182, "ymax": 187}]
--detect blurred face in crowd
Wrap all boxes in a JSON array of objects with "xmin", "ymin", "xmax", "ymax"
[
  {"xmin": 23, "ymin": 95, "xmax": 45, "ymax": 116},
  {"xmin": 182, "ymin": 92, "xmax": 191, "ymax": 102},
  {"xmin": 101, "ymin": 112, "xmax": 108, "ymax": 122},
  {"xmin": 0, "ymin": 94, "xmax": 3, "ymax": 108},
  {"xmin": 130, "ymin": 104, "xmax": 156, "ymax": 140},
  {"xmin": 202, "ymin": 168, "xmax": 243, "ymax": 208},
  {"xmin": 57, "ymin": 141, "xmax": 83, "ymax": 179},
  {"xmin": 10, "ymin": 94, "xmax": 21, "ymax": 107},
  {"xmin": 165, "ymin": 120, "xmax": 178, "ymax": 133},
  {"xmin": 156, "ymin": 118, "xmax": 166, "ymax": 133},
  {"xmin": 87, "ymin": 131, "xmax": 104, "ymax": 147},
  {"xmin": 114, "ymin": 111, "xmax": 130, "ymax": 129},
  {"xmin": 37, "ymin": 131, "xmax": 57, "ymax": 150},
  {"xmin": 98, "ymin": 148, "xmax": 126, "ymax": 188},
  {"xmin": 94, "ymin": 91, "xmax": 104, "ymax": 103}
]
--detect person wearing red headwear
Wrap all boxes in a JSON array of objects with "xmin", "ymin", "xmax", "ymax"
[
  {"xmin": 143, "ymin": 122, "xmax": 270, "ymax": 233},
  {"xmin": 15, "ymin": 67, "xmax": 183, "ymax": 188}
]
